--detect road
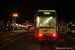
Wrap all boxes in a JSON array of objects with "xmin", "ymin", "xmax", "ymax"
[
  {"xmin": 67, "ymin": 33, "xmax": 75, "ymax": 40},
  {"xmin": 0, "ymin": 30, "xmax": 27, "ymax": 44},
  {"xmin": 0, "ymin": 32, "xmax": 75, "ymax": 50},
  {"xmin": 0, "ymin": 30, "xmax": 26, "ymax": 36}
]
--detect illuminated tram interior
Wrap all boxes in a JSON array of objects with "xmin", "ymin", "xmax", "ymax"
[{"xmin": 36, "ymin": 16, "xmax": 56, "ymax": 28}]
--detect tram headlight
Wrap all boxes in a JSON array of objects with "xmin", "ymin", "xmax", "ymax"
[{"xmin": 37, "ymin": 17, "xmax": 39, "ymax": 23}]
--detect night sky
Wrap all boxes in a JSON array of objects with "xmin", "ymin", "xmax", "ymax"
[{"xmin": 0, "ymin": 2, "xmax": 75, "ymax": 24}]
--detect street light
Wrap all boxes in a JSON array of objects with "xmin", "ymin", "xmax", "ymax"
[
  {"xmin": 13, "ymin": 13, "xmax": 18, "ymax": 23},
  {"xmin": 13, "ymin": 14, "xmax": 18, "ymax": 17}
]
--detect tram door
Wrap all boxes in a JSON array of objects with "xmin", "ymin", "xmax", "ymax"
[{"xmin": 58, "ymin": 23, "xmax": 67, "ymax": 37}]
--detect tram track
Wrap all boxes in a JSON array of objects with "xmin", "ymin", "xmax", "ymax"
[
  {"xmin": 40, "ymin": 41, "xmax": 55, "ymax": 50},
  {"xmin": 53, "ymin": 40, "xmax": 73, "ymax": 50},
  {"xmin": 40, "ymin": 40, "xmax": 73, "ymax": 50},
  {"xmin": 0, "ymin": 32, "xmax": 33, "ymax": 48},
  {"xmin": 57, "ymin": 38, "xmax": 75, "ymax": 50},
  {"xmin": 0, "ymin": 34, "xmax": 24, "ymax": 48}
]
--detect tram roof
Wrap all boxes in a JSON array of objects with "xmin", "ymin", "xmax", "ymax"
[{"xmin": 38, "ymin": 10, "xmax": 56, "ymax": 12}]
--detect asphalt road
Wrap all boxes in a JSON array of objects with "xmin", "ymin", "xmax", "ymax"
[
  {"xmin": 0, "ymin": 30, "xmax": 28, "ymax": 45},
  {"xmin": 0, "ymin": 30, "xmax": 26, "ymax": 36},
  {"xmin": 0, "ymin": 32, "xmax": 34, "ymax": 50},
  {"xmin": 67, "ymin": 33, "xmax": 75, "ymax": 40},
  {"xmin": 0, "ymin": 32, "xmax": 75, "ymax": 50}
]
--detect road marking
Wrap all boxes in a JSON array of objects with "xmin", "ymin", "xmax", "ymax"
[{"xmin": 68, "ymin": 36, "xmax": 75, "ymax": 40}]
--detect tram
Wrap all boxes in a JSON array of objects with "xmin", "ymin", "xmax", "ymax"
[{"xmin": 34, "ymin": 10, "xmax": 58, "ymax": 41}]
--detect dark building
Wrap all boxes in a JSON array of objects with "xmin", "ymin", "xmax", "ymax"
[{"xmin": 0, "ymin": 20, "xmax": 6, "ymax": 26}]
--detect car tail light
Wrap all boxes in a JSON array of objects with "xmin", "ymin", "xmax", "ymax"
[{"xmin": 52, "ymin": 33, "xmax": 57, "ymax": 37}]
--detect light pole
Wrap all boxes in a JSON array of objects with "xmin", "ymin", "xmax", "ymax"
[
  {"xmin": 13, "ymin": 13, "xmax": 18, "ymax": 23},
  {"xmin": 12, "ymin": 13, "xmax": 18, "ymax": 31}
]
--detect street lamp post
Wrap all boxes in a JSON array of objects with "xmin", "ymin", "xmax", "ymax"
[
  {"xmin": 12, "ymin": 13, "xmax": 18, "ymax": 31},
  {"xmin": 13, "ymin": 14, "xmax": 18, "ymax": 23}
]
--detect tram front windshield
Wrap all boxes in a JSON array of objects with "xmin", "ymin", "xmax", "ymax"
[{"xmin": 36, "ymin": 16, "xmax": 56, "ymax": 28}]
